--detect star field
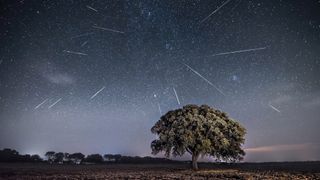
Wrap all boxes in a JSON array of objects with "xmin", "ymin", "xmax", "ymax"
[{"xmin": 0, "ymin": 0, "xmax": 320, "ymax": 161}]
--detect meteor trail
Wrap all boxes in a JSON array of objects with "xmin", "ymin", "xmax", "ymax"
[
  {"xmin": 81, "ymin": 41, "xmax": 88, "ymax": 47},
  {"xmin": 86, "ymin": 5, "xmax": 98, "ymax": 12},
  {"xmin": 70, "ymin": 32, "xmax": 94, "ymax": 39},
  {"xmin": 157, "ymin": 102, "xmax": 162, "ymax": 116},
  {"xmin": 90, "ymin": 86, "xmax": 106, "ymax": 99},
  {"xmin": 48, "ymin": 98, "xmax": 62, "ymax": 109},
  {"xmin": 209, "ymin": 47, "xmax": 267, "ymax": 57},
  {"xmin": 34, "ymin": 98, "xmax": 48, "ymax": 109},
  {"xmin": 200, "ymin": 0, "xmax": 232, "ymax": 24},
  {"xmin": 183, "ymin": 63, "xmax": 226, "ymax": 96},
  {"xmin": 268, "ymin": 103, "xmax": 281, "ymax": 113},
  {"xmin": 92, "ymin": 26, "xmax": 125, "ymax": 34},
  {"xmin": 63, "ymin": 50, "xmax": 88, "ymax": 56},
  {"xmin": 173, "ymin": 87, "xmax": 181, "ymax": 105}
]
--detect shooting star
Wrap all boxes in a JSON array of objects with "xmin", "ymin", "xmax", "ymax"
[
  {"xmin": 48, "ymin": 98, "xmax": 62, "ymax": 109},
  {"xmin": 173, "ymin": 87, "xmax": 181, "ymax": 105},
  {"xmin": 90, "ymin": 86, "xmax": 106, "ymax": 100},
  {"xmin": 34, "ymin": 98, "xmax": 48, "ymax": 110},
  {"xmin": 63, "ymin": 50, "xmax": 88, "ymax": 56},
  {"xmin": 230, "ymin": 0, "xmax": 242, "ymax": 13},
  {"xmin": 157, "ymin": 102, "xmax": 162, "ymax": 115},
  {"xmin": 86, "ymin": 5, "xmax": 98, "ymax": 12},
  {"xmin": 200, "ymin": 0, "xmax": 232, "ymax": 24},
  {"xmin": 92, "ymin": 26, "xmax": 125, "ymax": 34},
  {"xmin": 183, "ymin": 63, "xmax": 226, "ymax": 96},
  {"xmin": 70, "ymin": 32, "xmax": 94, "ymax": 39},
  {"xmin": 208, "ymin": 47, "xmax": 267, "ymax": 57},
  {"xmin": 81, "ymin": 41, "xmax": 88, "ymax": 47},
  {"xmin": 268, "ymin": 103, "xmax": 281, "ymax": 113}
]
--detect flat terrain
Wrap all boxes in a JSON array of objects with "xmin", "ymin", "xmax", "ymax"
[{"xmin": 0, "ymin": 162, "xmax": 320, "ymax": 179}]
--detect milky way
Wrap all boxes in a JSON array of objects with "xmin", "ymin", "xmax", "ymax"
[{"xmin": 0, "ymin": 0, "xmax": 320, "ymax": 161}]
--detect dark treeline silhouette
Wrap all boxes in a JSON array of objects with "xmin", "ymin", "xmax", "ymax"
[
  {"xmin": 104, "ymin": 154, "xmax": 173, "ymax": 164},
  {"xmin": 0, "ymin": 148, "xmax": 173, "ymax": 164},
  {"xmin": 0, "ymin": 148, "xmax": 42, "ymax": 163}
]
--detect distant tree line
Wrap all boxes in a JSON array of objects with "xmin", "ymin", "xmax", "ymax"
[
  {"xmin": 0, "ymin": 148, "xmax": 172, "ymax": 164},
  {"xmin": 0, "ymin": 148, "xmax": 42, "ymax": 163}
]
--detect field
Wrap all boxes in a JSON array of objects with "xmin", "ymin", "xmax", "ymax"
[{"xmin": 0, "ymin": 162, "xmax": 320, "ymax": 179}]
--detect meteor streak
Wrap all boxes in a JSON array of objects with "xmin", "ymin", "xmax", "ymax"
[
  {"xmin": 268, "ymin": 103, "xmax": 281, "ymax": 113},
  {"xmin": 86, "ymin": 5, "xmax": 98, "ymax": 12},
  {"xmin": 90, "ymin": 86, "xmax": 106, "ymax": 99},
  {"xmin": 183, "ymin": 63, "xmax": 226, "ymax": 96},
  {"xmin": 48, "ymin": 98, "xmax": 62, "ymax": 109},
  {"xmin": 173, "ymin": 87, "xmax": 181, "ymax": 105},
  {"xmin": 200, "ymin": 0, "xmax": 232, "ymax": 24},
  {"xmin": 157, "ymin": 102, "xmax": 162, "ymax": 116},
  {"xmin": 34, "ymin": 98, "xmax": 48, "ymax": 109},
  {"xmin": 63, "ymin": 50, "xmax": 88, "ymax": 56},
  {"xmin": 209, "ymin": 47, "xmax": 267, "ymax": 57},
  {"xmin": 92, "ymin": 26, "xmax": 125, "ymax": 34},
  {"xmin": 70, "ymin": 32, "xmax": 94, "ymax": 39}
]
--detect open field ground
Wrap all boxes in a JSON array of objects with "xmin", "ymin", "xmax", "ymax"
[{"xmin": 0, "ymin": 162, "xmax": 320, "ymax": 179}]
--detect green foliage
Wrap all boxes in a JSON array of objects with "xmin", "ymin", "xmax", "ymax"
[{"xmin": 151, "ymin": 104, "xmax": 246, "ymax": 162}]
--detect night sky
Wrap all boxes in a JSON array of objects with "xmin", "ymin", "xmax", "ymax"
[{"xmin": 1, "ymin": 0, "xmax": 320, "ymax": 162}]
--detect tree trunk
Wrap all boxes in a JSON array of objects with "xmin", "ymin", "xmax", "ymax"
[{"xmin": 192, "ymin": 153, "xmax": 199, "ymax": 170}]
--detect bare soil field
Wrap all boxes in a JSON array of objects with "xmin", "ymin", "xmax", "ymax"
[{"xmin": 0, "ymin": 162, "xmax": 319, "ymax": 179}]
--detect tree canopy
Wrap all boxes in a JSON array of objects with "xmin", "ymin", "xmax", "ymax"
[
  {"xmin": 69, "ymin": 153, "xmax": 85, "ymax": 164},
  {"xmin": 85, "ymin": 154, "xmax": 104, "ymax": 163},
  {"xmin": 151, "ymin": 104, "xmax": 246, "ymax": 170},
  {"xmin": 45, "ymin": 151, "xmax": 56, "ymax": 162}
]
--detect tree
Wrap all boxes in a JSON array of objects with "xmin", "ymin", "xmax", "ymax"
[
  {"xmin": 69, "ymin": 153, "xmax": 85, "ymax": 164},
  {"xmin": 0, "ymin": 148, "xmax": 20, "ymax": 162},
  {"xmin": 151, "ymin": 104, "xmax": 246, "ymax": 170},
  {"xmin": 30, "ymin": 154, "xmax": 42, "ymax": 162},
  {"xmin": 104, "ymin": 154, "xmax": 121, "ymax": 162},
  {"xmin": 63, "ymin": 153, "xmax": 70, "ymax": 163},
  {"xmin": 54, "ymin": 152, "xmax": 64, "ymax": 163},
  {"xmin": 45, "ymin": 151, "xmax": 56, "ymax": 163},
  {"xmin": 85, "ymin": 154, "xmax": 103, "ymax": 163},
  {"xmin": 0, "ymin": 149, "xmax": 42, "ymax": 162}
]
